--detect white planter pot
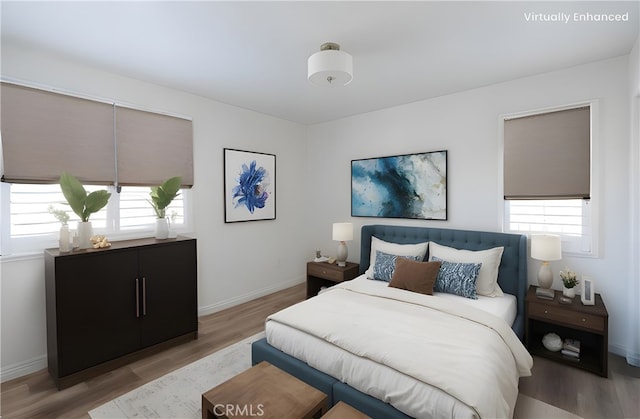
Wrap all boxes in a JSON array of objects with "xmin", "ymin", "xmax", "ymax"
[
  {"xmin": 77, "ymin": 221, "xmax": 93, "ymax": 249},
  {"xmin": 155, "ymin": 218, "xmax": 169, "ymax": 239},
  {"xmin": 563, "ymin": 286, "xmax": 576, "ymax": 298}
]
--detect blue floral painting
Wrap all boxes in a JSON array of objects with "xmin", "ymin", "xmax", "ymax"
[
  {"xmin": 224, "ymin": 148, "xmax": 276, "ymax": 222},
  {"xmin": 351, "ymin": 150, "xmax": 447, "ymax": 220}
]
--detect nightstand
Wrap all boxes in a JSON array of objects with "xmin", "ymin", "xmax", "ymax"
[
  {"xmin": 306, "ymin": 261, "xmax": 360, "ymax": 298},
  {"xmin": 525, "ymin": 285, "xmax": 609, "ymax": 377}
]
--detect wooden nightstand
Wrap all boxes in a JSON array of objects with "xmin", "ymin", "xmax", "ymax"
[
  {"xmin": 525, "ymin": 285, "xmax": 609, "ymax": 377},
  {"xmin": 306, "ymin": 261, "xmax": 360, "ymax": 298}
]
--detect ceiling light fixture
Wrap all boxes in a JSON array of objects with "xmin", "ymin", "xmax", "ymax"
[{"xmin": 308, "ymin": 42, "xmax": 353, "ymax": 87}]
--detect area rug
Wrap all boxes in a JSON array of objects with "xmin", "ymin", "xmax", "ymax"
[{"xmin": 90, "ymin": 332, "xmax": 581, "ymax": 419}]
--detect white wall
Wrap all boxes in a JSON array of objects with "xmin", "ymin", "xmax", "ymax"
[
  {"xmin": 0, "ymin": 44, "xmax": 308, "ymax": 380},
  {"xmin": 307, "ymin": 56, "xmax": 633, "ymax": 358}
]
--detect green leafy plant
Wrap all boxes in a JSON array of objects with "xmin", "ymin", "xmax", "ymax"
[
  {"xmin": 148, "ymin": 176, "xmax": 182, "ymax": 218},
  {"xmin": 59, "ymin": 172, "xmax": 111, "ymax": 222},
  {"xmin": 560, "ymin": 269, "xmax": 579, "ymax": 288}
]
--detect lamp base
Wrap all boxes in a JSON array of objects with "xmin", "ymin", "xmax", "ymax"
[
  {"xmin": 336, "ymin": 241, "xmax": 348, "ymax": 267},
  {"xmin": 535, "ymin": 287, "xmax": 555, "ymax": 300}
]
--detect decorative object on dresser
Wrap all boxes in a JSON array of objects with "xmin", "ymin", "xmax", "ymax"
[
  {"xmin": 48, "ymin": 205, "xmax": 71, "ymax": 252},
  {"xmin": 148, "ymin": 176, "xmax": 182, "ymax": 239},
  {"xmin": 59, "ymin": 171, "xmax": 111, "ymax": 249},
  {"xmin": 560, "ymin": 268, "xmax": 579, "ymax": 299},
  {"xmin": 44, "ymin": 236, "xmax": 198, "ymax": 389},
  {"xmin": 581, "ymin": 276, "xmax": 595, "ymax": 305},
  {"xmin": 351, "ymin": 150, "xmax": 448, "ymax": 221},
  {"xmin": 333, "ymin": 222, "xmax": 353, "ymax": 267},
  {"xmin": 530, "ymin": 234, "xmax": 562, "ymax": 299},
  {"xmin": 307, "ymin": 261, "xmax": 359, "ymax": 298},
  {"xmin": 525, "ymin": 285, "xmax": 608, "ymax": 377},
  {"xmin": 223, "ymin": 148, "xmax": 276, "ymax": 223}
]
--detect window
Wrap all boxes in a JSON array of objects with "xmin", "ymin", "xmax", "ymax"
[
  {"xmin": 1, "ymin": 183, "xmax": 189, "ymax": 255},
  {"xmin": 504, "ymin": 199, "xmax": 592, "ymax": 254},
  {"xmin": 502, "ymin": 102, "xmax": 598, "ymax": 256}
]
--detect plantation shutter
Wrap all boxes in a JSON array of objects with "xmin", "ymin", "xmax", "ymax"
[
  {"xmin": 0, "ymin": 82, "xmax": 115, "ymax": 184},
  {"xmin": 504, "ymin": 106, "xmax": 590, "ymax": 199},
  {"xmin": 115, "ymin": 106, "xmax": 193, "ymax": 187}
]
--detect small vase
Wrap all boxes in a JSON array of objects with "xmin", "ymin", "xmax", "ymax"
[
  {"xmin": 77, "ymin": 221, "xmax": 93, "ymax": 250},
  {"xmin": 563, "ymin": 286, "xmax": 576, "ymax": 298},
  {"xmin": 155, "ymin": 218, "xmax": 169, "ymax": 239},
  {"xmin": 59, "ymin": 226, "xmax": 71, "ymax": 252}
]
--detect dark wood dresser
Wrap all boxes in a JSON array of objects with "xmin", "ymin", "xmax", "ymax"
[{"xmin": 45, "ymin": 236, "xmax": 198, "ymax": 389}]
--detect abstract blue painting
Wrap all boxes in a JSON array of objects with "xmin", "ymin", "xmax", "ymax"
[
  {"xmin": 224, "ymin": 148, "xmax": 276, "ymax": 222},
  {"xmin": 351, "ymin": 150, "xmax": 447, "ymax": 220}
]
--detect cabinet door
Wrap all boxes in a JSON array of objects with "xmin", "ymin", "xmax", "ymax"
[
  {"xmin": 55, "ymin": 250, "xmax": 140, "ymax": 376},
  {"xmin": 138, "ymin": 240, "xmax": 197, "ymax": 348}
]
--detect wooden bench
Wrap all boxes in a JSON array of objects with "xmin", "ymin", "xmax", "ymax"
[{"xmin": 202, "ymin": 361, "xmax": 328, "ymax": 419}]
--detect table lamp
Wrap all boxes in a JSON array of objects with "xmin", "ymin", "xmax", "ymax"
[
  {"xmin": 531, "ymin": 234, "xmax": 562, "ymax": 299},
  {"xmin": 332, "ymin": 222, "xmax": 353, "ymax": 267}
]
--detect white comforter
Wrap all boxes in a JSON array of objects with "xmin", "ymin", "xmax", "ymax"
[{"xmin": 267, "ymin": 278, "xmax": 532, "ymax": 419}]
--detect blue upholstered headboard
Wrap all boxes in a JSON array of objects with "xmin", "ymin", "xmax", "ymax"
[{"xmin": 360, "ymin": 224, "xmax": 528, "ymax": 340}]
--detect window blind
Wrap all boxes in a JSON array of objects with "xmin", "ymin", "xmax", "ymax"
[
  {"xmin": 115, "ymin": 106, "xmax": 193, "ymax": 187},
  {"xmin": 1, "ymin": 82, "xmax": 194, "ymax": 188},
  {"xmin": 1, "ymin": 82, "xmax": 115, "ymax": 184},
  {"xmin": 504, "ymin": 106, "xmax": 590, "ymax": 199}
]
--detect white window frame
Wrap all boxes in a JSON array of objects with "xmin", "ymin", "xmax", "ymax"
[
  {"xmin": 0, "ymin": 183, "xmax": 193, "ymax": 257},
  {"xmin": 499, "ymin": 100, "xmax": 600, "ymax": 258}
]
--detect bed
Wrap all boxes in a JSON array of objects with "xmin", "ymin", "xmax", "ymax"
[{"xmin": 252, "ymin": 224, "xmax": 532, "ymax": 418}]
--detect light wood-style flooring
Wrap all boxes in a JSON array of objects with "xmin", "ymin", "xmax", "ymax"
[{"xmin": 1, "ymin": 283, "xmax": 638, "ymax": 419}]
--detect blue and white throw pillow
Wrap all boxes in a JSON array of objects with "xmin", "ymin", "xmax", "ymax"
[
  {"xmin": 373, "ymin": 250, "xmax": 421, "ymax": 282},
  {"xmin": 431, "ymin": 256, "xmax": 482, "ymax": 299}
]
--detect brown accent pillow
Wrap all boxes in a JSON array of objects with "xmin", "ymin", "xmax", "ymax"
[{"xmin": 388, "ymin": 258, "xmax": 441, "ymax": 295}]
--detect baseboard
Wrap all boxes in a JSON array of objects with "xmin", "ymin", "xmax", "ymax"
[
  {"xmin": 1, "ymin": 355, "xmax": 47, "ymax": 383},
  {"xmin": 198, "ymin": 277, "xmax": 304, "ymax": 317}
]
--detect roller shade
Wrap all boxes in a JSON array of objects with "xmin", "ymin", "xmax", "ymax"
[
  {"xmin": 504, "ymin": 106, "xmax": 590, "ymax": 200},
  {"xmin": 115, "ymin": 106, "xmax": 193, "ymax": 187},
  {"xmin": 1, "ymin": 82, "xmax": 115, "ymax": 184}
]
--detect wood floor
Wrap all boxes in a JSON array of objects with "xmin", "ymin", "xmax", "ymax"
[{"xmin": 2, "ymin": 282, "xmax": 638, "ymax": 419}]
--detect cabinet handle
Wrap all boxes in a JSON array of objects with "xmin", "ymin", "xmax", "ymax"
[
  {"xmin": 142, "ymin": 276, "xmax": 147, "ymax": 316},
  {"xmin": 135, "ymin": 278, "xmax": 140, "ymax": 318},
  {"xmin": 582, "ymin": 318, "xmax": 586, "ymax": 322},
  {"xmin": 544, "ymin": 310, "xmax": 548, "ymax": 314}
]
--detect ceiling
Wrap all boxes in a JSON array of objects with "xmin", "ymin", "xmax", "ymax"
[{"xmin": 1, "ymin": 1, "xmax": 638, "ymax": 125}]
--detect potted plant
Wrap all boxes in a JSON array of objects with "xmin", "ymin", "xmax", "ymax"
[
  {"xmin": 560, "ymin": 269, "xmax": 579, "ymax": 298},
  {"xmin": 148, "ymin": 176, "xmax": 181, "ymax": 239},
  {"xmin": 59, "ymin": 172, "xmax": 111, "ymax": 249},
  {"xmin": 48, "ymin": 205, "xmax": 71, "ymax": 252}
]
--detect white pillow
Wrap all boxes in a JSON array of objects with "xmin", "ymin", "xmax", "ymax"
[
  {"xmin": 365, "ymin": 236, "xmax": 429, "ymax": 279},
  {"xmin": 429, "ymin": 241, "xmax": 505, "ymax": 297}
]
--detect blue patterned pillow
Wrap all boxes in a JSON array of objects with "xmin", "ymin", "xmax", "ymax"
[
  {"xmin": 373, "ymin": 250, "xmax": 421, "ymax": 282},
  {"xmin": 431, "ymin": 256, "xmax": 481, "ymax": 299}
]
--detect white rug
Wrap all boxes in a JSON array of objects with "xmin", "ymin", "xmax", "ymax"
[
  {"xmin": 89, "ymin": 333, "xmax": 264, "ymax": 419},
  {"xmin": 90, "ymin": 332, "xmax": 581, "ymax": 419}
]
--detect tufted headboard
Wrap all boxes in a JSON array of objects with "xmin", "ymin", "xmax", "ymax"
[{"xmin": 360, "ymin": 224, "xmax": 528, "ymax": 340}]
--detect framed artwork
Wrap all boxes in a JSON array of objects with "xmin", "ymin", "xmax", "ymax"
[
  {"xmin": 351, "ymin": 150, "xmax": 447, "ymax": 220},
  {"xmin": 224, "ymin": 148, "xmax": 276, "ymax": 223}
]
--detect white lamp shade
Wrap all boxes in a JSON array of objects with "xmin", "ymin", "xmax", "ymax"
[
  {"xmin": 308, "ymin": 49, "xmax": 353, "ymax": 87},
  {"xmin": 531, "ymin": 234, "xmax": 562, "ymax": 261},
  {"xmin": 332, "ymin": 222, "xmax": 353, "ymax": 241}
]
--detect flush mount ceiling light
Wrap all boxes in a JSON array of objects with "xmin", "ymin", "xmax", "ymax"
[{"xmin": 308, "ymin": 42, "xmax": 353, "ymax": 87}]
